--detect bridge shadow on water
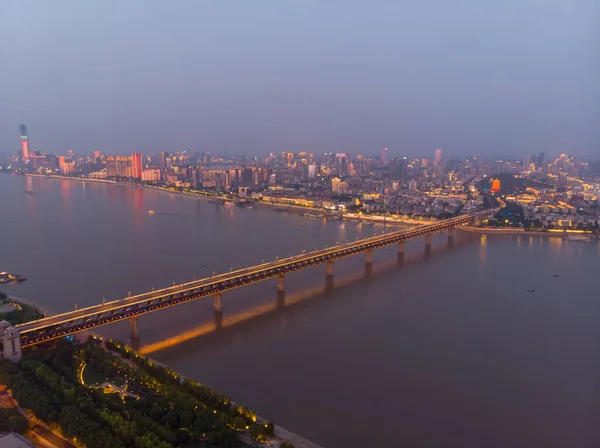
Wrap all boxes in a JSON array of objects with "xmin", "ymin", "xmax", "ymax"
[{"xmin": 136, "ymin": 233, "xmax": 476, "ymax": 356}]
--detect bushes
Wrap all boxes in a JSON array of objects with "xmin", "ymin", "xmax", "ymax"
[{"xmin": 0, "ymin": 408, "xmax": 28, "ymax": 434}]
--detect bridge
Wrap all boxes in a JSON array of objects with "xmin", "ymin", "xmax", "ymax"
[{"xmin": 1, "ymin": 211, "xmax": 494, "ymax": 360}]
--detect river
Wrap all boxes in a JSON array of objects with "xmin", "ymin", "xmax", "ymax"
[{"xmin": 1, "ymin": 174, "xmax": 599, "ymax": 447}]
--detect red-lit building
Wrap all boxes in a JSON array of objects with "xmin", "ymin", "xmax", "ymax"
[
  {"xmin": 131, "ymin": 153, "xmax": 142, "ymax": 179},
  {"xmin": 490, "ymin": 178, "xmax": 501, "ymax": 192}
]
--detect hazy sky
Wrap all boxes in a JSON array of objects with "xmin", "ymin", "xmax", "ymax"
[{"xmin": 1, "ymin": 1, "xmax": 598, "ymax": 157}]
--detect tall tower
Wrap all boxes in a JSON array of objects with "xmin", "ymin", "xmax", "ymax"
[
  {"xmin": 434, "ymin": 148, "xmax": 443, "ymax": 164},
  {"xmin": 19, "ymin": 125, "xmax": 29, "ymax": 161},
  {"xmin": 131, "ymin": 153, "xmax": 142, "ymax": 179},
  {"xmin": 381, "ymin": 147, "xmax": 387, "ymax": 165}
]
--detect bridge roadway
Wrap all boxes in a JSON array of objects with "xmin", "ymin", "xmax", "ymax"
[{"xmin": 16, "ymin": 211, "xmax": 492, "ymax": 347}]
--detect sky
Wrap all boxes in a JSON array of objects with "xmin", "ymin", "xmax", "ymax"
[{"xmin": 0, "ymin": 0, "xmax": 598, "ymax": 158}]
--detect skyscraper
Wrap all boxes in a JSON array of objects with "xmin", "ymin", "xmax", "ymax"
[
  {"xmin": 537, "ymin": 152, "xmax": 545, "ymax": 167},
  {"xmin": 19, "ymin": 125, "xmax": 29, "ymax": 161},
  {"xmin": 434, "ymin": 148, "xmax": 443, "ymax": 164},
  {"xmin": 381, "ymin": 147, "xmax": 388, "ymax": 165},
  {"xmin": 132, "ymin": 153, "xmax": 142, "ymax": 179}
]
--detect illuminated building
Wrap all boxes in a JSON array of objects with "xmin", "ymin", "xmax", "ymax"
[
  {"xmin": 59, "ymin": 156, "xmax": 67, "ymax": 175},
  {"xmin": 434, "ymin": 148, "xmax": 443, "ymax": 164},
  {"xmin": 132, "ymin": 152, "xmax": 142, "ymax": 179},
  {"xmin": 331, "ymin": 177, "xmax": 341, "ymax": 193},
  {"xmin": 490, "ymin": 179, "xmax": 501, "ymax": 192},
  {"xmin": 308, "ymin": 164, "xmax": 316, "ymax": 179},
  {"xmin": 381, "ymin": 147, "xmax": 387, "ymax": 164},
  {"xmin": 19, "ymin": 125, "xmax": 29, "ymax": 161},
  {"xmin": 116, "ymin": 156, "xmax": 132, "ymax": 177},
  {"xmin": 58, "ymin": 156, "xmax": 73, "ymax": 175},
  {"xmin": 106, "ymin": 157, "xmax": 117, "ymax": 176},
  {"xmin": 141, "ymin": 169, "xmax": 160, "ymax": 181}
]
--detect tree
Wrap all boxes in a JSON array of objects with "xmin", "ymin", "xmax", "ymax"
[
  {"xmin": 280, "ymin": 442, "xmax": 295, "ymax": 448},
  {"xmin": 232, "ymin": 416, "xmax": 246, "ymax": 430},
  {"xmin": 263, "ymin": 421, "xmax": 274, "ymax": 435},
  {"xmin": 249, "ymin": 424, "xmax": 265, "ymax": 442},
  {"xmin": 9, "ymin": 414, "xmax": 28, "ymax": 434}
]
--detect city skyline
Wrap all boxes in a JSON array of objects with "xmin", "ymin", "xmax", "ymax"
[{"xmin": 1, "ymin": 1, "xmax": 598, "ymax": 157}]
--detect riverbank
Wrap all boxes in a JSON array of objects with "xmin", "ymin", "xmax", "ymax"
[
  {"xmin": 26, "ymin": 173, "xmax": 116, "ymax": 184},
  {"xmin": 25, "ymin": 173, "xmax": 425, "ymax": 227},
  {"xmin": 460, "ymin": 226, "xmax": 599, "ymax": 240},
  {"xmin": 8, "ymin": 294, "xmax": 323, "ymax": 448},
  {"xmin": 6, "ymin": 295, "xmax": 52, "ymax": 317}
]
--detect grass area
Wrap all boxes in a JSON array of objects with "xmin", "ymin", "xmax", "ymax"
[
  {"xmin": 0, "ymin": 299, "xmax": 43, "ymax": 325},
  {"xmin": 82, "ymin": 364, "xmax": 108, "ymax": 386},
  {"xmin": 82, "ymin": 363, "xmax": 126, "ymax": 388}
]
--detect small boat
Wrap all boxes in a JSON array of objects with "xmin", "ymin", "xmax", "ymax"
[
  {"xmin": 526, "ymin": 289, "xmax": 535, "ymax": 293},
  {"xmin": 552, "ymin": 274, "xmax": 560, "ymax": 278},
  {"xmin": 24, "ymin": 190, "xmax": 35, "ymax": 194},
  {"xmin": 201, "ymin": 264, "xmax": 206, "ymax": 267},
  {"xmin": 148, "ymin": 210, "xmax": 156, "ymax": 215}
]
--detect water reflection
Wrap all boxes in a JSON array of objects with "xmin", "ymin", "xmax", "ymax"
[{"xmin": 138, "ymin": 236, "xmax": 473, "ymax": 356}]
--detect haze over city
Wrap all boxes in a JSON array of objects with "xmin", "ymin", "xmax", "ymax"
[{"xmin": 2, "ymin": 0, "xmax": 598, "ymax": 157}]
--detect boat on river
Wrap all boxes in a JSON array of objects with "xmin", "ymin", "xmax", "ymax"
[
  {"xmin": 0, "ymin": 272, "xmax": 26, "ymax": 283},
  {"xmin": 565, "ymin": 235, "xmax": 595, "ymax": 242}
]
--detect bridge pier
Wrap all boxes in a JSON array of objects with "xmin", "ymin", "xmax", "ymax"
[
  {"xmin": 365, "ymin": 249, "xmax": 373, "ymax": 265},
  {"xmin": 397, "ymin": 241, "xmax": 405, "ymax": 254},
  {"xmin": 277, "ymin": 275, "xmax": 286, "ymax": 292},
  {"xmin": 213, "ymin": 293, "xmax": 223, "ymax": 312},
  {"xmin": 326, "ymin": 261, "xmax": 334, "ymax": 277},
  {"xmin": 130, "ymin": 317, "xmax": 139, "ymax": 339},
  {"xmin": 448, "ymin": 227, "xmax": 455, "ymax": 241},
  {"xmin": 425, "ymin": 234, "xmax": 432, "ymax": 246}
]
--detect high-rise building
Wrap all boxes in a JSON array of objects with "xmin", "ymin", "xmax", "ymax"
[
  {"xmin": 381, "ymin": 147, "xmax": 388, "ymax": 165},
  {"xmin": 537, "ymin": 152, "xmax": 545, "ymax": 167},
  {"xmin": 331, "ymin": 177, "xmax": 342, "ymax": 193},
  {"xmin": 131, "ymin": 153, "xmax": 142, "ymax": 179},
  {"xmin": 19, "ymin": 125, "xmax": 29, "ymax": 161},
  {"xmin": 308, "ymin": 164, "xmax": 317, "ymax": 179},
  {"xmin": 58, "ymin": 156, "xmax": 73, "ymax": 175},
  {"xmin": 434, "ymin": 148, "xmax": 443, "ymax": 164},
  {"xmin": 159, "ymin": 152, "xmax": 167, "ymax": 168}
]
